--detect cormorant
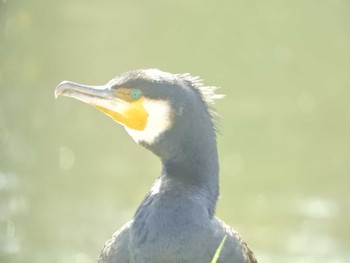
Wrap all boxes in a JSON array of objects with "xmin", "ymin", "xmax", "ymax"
[{"xmin": 55, "ymin": 69, "xmax": 257, "ymax": 263}]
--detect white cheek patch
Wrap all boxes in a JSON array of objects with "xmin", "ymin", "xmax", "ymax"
[{"xmin": 125, "ymin": 98, "xmax": 172, "ymax": 145}]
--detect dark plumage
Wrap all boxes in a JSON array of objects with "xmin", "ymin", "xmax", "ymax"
[{"xmin": 55, "ymin": 69, "xmax": 257, "ymax": 263}]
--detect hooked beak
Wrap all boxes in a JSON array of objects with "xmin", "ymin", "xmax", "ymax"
[
  {"xmin": 55, "ymin": 81, "xmax": 127, "ymax": 109},
  {"xmin": 55, "ymin": 81, "xmax": 148, "ymax": 130}
]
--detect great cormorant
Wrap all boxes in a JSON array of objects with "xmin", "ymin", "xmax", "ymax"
[{"xmin": 55, "ymin": 69, "xmax": 257, "ymax": 263}]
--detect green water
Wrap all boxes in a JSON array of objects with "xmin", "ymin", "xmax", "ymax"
[{"xmin": 1, "ymin": 1, "xmax": 349, "ymax": 262}]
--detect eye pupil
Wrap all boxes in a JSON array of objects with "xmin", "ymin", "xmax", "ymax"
[{"xmin": 130, "ymin": 89, "xmax": 142, "ymax": 100}]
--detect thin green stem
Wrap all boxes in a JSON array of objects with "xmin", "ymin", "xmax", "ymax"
[{"xmin": 211, "ymin": 235, "xmax": 227, "ymax": 263}]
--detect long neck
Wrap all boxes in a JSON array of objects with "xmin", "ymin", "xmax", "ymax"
[
  {"xmin": 161, "ymin": 137, "xmax": 219, "ymax": 216},
  {"xmin": 136, "ymin": 100, "xmax": 220, "ymax": 218},
  {"xmin": 157, "ymin": 109, "xmax": 220, "ymax": 216},
  {"xmin": 132, "ymin": 131, "xmax": 219, "ymax": 249}
]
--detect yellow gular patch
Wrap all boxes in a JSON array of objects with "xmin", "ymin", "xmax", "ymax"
[{"xmin": 94, "ymin": 97, "xmax": 148, "ymax": 130}]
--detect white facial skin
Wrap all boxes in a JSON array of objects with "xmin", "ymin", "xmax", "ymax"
[{"xmin": 125, "ymin": 98, "xmax": 173, "ymax": 145}]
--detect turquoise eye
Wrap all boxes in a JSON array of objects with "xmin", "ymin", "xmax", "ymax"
[{"xmin": 129, "ymin": 89, "xmax": 142, "ymax": 100}]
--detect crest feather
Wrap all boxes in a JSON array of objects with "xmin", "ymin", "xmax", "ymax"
[
  {"xmin": 177, "ymin": 73, "xmax": 224, "ymax": 130},
  {"xmin": 177, "ymin": 73, "xmax": 225, "ymax": 103}
]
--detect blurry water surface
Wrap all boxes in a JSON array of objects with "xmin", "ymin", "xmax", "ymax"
[{"xmin": 1, "ymin": 1, "xmax": 349, "ymax": 262}]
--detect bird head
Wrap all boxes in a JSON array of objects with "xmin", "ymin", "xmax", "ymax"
[{"xmin": 55, "ymin": 69, "xmax": 222, "ymax": 160}]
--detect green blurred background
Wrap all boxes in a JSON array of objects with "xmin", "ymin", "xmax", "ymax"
[{"xmin": 1, "ymin": 1, "xmax": 349, "ymax": 262}]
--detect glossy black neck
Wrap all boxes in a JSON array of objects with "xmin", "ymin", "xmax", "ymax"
[
  {"xmin": 139, "ymin": 92, "xmax": 220, "ymax": 216},
  {"xmin": 162, "ymin": 154, "xmax": 218, "ymax": 216},
  {"xmin": 159, "ymin": 114, "xmax": 219, "ymax": 216}
]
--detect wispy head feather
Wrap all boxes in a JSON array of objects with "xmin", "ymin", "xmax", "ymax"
[{"xmin": 177, "ymin": 73, "xmax": 225, "ymax": 132}]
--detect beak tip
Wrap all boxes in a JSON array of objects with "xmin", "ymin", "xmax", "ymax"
[
  {"xmin": 54, "ymin": 89, "xmax": 59, "ymax": 99},
  {"xmin": 54, "ymin": 81, "xmax": 70, "ymax": 99}
]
